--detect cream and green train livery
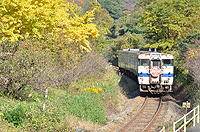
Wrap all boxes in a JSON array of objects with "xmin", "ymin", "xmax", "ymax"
[{"xmin": 118, "ymin": 49, "xmax": 174, "ymax": 94}]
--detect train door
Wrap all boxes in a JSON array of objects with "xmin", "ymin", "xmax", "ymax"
[{"xmin": 150, "ymin": 60, "xmax": 161, "ymax": 84}]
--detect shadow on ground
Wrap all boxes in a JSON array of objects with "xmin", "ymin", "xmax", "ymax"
[{"xmin": 118, "ymin": 74, "xmax": 141, "ymax": 99}]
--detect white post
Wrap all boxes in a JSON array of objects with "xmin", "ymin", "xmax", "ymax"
[
  {"xmin": 45, "ymin": 89, "xmax": 48, "ymax": 98},
  {"xmin": 173, "ymin": 122, "xmax": 175, "ymax": 132},
  {"xmin": 193, "ymin": 109, "xmax": 196, "ymax": 127},
  {"xmin": 43, "ymin": 89, "xmax": 48, "ymax": 111},
  {"xmin": 184, "ymin": 116, "xmax": 186, "ymax": 132},
  {"xmin": 159, "ymin": 126, "xmax": 165, "ymax": 132},
  {"xmin": 43, "ymin": 103, "xmax": 45, "ymax": 111},
  {"xmin": 198, "ymin": 105, "xmax": 199, "ymax": 123},
  {"xmin": 163, "ymin": 126, "xmax": 165, "ymax": 132}
]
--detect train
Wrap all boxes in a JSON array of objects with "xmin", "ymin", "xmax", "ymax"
[{"xmin": 118, "ymin": 48, "xmax": 174, "ymax": 94}]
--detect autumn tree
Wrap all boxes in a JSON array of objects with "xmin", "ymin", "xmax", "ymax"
[
  {"xmin": 186, "ymin": 35, "xmax": 200, "ymax": 89},
  {"xmin": 0, "ymin": 0, "xmax": 101, "ymax": 98},
  {"xmin": 87, "ymin": 1, "xmax": 113, "ymax": 35},
  {"xmin": 136, "ymin": 0, "xmax": 154, "ymax": 9},
  {"xmin": 67, "ymin": 0, "xmax": 85, "ymax": 6},
  {"xmin": 0, "ymin": 0, "xmax": 99, "ymax": 51},
  {"xmin": 121, "ymin": 0, "xmax": 137, "ymax": 11}
]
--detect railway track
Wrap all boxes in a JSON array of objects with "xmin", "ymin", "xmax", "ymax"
[{"xmin": 117, "ymin": 96, "xmax": 162, "ymax": 132}]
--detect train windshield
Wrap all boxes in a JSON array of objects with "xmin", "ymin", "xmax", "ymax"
[
  {"xmin": 152, "ymin": 60, "xmax": 160, "ymax": 67},
  {"xmin": 162, "ymin": 59, "xmax": 173, "ymax": 66},
  {"xmin": 140, "ymin": 59, "xmax": 149, "ymax": 66}
]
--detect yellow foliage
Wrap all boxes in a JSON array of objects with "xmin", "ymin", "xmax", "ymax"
[
  {"xmin": 0, "ymin": 0, "xmax": 99, "ymax": 51},
  {"xmin": 0, "ymin": 113, "xmax": 3, "ymax": 121},
  {"xmin": 187, "ymin": 48, "xmax": 199, "ymax": 58},
  {"xmin": 83, "ymin": 87, "xmax": 102, "ymax": 94}
]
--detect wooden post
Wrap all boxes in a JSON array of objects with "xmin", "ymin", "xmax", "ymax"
[
  {"xmin": 186, "ymin": 101, "xmax": 188, "ymax": 114},
  {"xmin": 182, "ymin": 101, "xmax": 190, "ymax": 114}
]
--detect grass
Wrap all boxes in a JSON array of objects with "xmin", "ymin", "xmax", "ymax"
[{"xmin": 0, "ymin": 67, "xmax": 126, "ymax": 131}]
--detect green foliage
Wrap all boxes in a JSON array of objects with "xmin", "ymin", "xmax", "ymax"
[
  {"xmin": 24, "ymin": 102, "xmax": 64, "ymax": 131},
  {"xmin": 0, "ymin": 67, "xmax": 123, "ymax": 131},
  {"xmin": 136, "ymin": 0, "xmax": 154, "ymax": 8},
  {"xmin": 103, "ymin": 9, "xmax": 146, "ymax": 60},
  {"xmin": 3, "ymin": 102, "xmax": 27, "ymax": 127},
  {"xmin": 140, "ymin": 0, "xmax": 200, "ymax": 51},
  {"xmin": 173, "ymin": 34, "xmax": 199, "ymax": 72},
  {"xmin": 64, "ymin": 92, "xmax": 107, "ymax": 124},
  {"xmin": 111, "ymin": 11, "xmax": 146, "ymax": 37},
  {"xmin": 0, "ymin": 92, "xmax": 70, "ymax": 131},
  {"xmin": 106, "ymin": 33, "xmax": 145, "ymax": 60},
  {"xmin": 66, "ymin": 68, "xmax": 122, "ymax": 124},
  {"xmin": 98, "ymin": 0, "xmax": 123, "ymax": 19}
]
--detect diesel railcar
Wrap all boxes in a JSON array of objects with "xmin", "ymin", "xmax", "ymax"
[{"xmin": 118, "ymin": 49, "xmax": 174, "ymax": 94}]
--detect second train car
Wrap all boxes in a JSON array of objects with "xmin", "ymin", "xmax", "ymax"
[{"xmin": 118, "ymin": 49, "xmax": 174, "ymax": 94}]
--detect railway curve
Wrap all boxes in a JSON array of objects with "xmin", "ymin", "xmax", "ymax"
[{"xmin": 117, "ymin": 96, "xmax": 162, "ymax": 132}]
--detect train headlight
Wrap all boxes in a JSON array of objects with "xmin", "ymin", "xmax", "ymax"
[
  {"xmin": 142, "ymin": 85, "xmax": 146, "ymax": 89},
  {"xmin": 164, "ymin": 80, "xmax": 169, "ymax": 83}
]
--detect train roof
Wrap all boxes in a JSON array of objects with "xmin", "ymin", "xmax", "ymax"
[{"xmin": 119, "ymin": 49, "xmax": 172, "ymax": 56}]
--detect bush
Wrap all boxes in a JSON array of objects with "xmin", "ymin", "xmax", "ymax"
[
  {"xmin": 0, "ymin": 41, "xmax": 36, "ymax": 98},
  {"xmin": 64, "ymin": 90, "xmax": 107, "ymax": 124},
  {"xmin": 3, "ymin": 102, "xmax": 27, "ymax": 127},
  {"xmin": 0, "ymin": 37, "xmax": 107, "ymax": 99}
]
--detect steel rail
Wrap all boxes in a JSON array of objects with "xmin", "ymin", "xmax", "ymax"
[
  {"xmin": 141, "ymin": 96, "xmax": 162, "ymax": 132},
  {"xmin": 116, "ymin": 96, "xmax": 148, "ymax": 132}
]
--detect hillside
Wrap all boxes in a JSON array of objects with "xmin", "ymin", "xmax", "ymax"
[{"xmin": 0, "ymin": 0, "xmax": 200, "ymax": 131}]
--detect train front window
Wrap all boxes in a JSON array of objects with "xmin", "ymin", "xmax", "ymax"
[
  {"xmin": 140, "ymin": 59, "xmax": 149, "ymax": 66},
  {"xmin": 162, "ymin": 59, "xmax": 173, "ymax": 66},
  {"xmin": 152, "ymin": 60, "xmax": 160, "ymax": 67}
]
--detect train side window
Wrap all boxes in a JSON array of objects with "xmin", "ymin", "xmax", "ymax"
[
  {"xmin": 162, "ymin": 59, "xmax": 173, "ymax": 66},
  {"xmin": 140, "ymin": 59, "xmax": 149, "ymax": 66}
]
